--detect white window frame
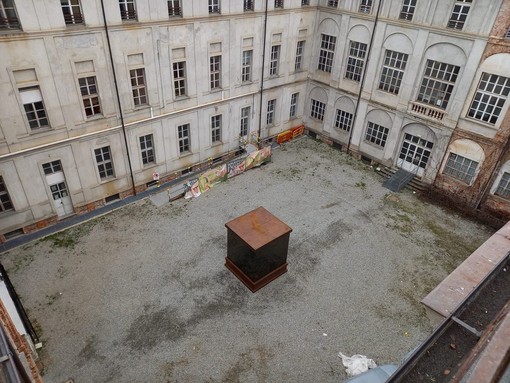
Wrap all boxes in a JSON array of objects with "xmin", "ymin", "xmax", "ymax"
[
  {"xmin": 467, "ymin": 73, "xmax": 510, "ymax": 125},
  {"xmin": 139, "ymin": 134, "xmax": 155, "ymax": 165},
  {"xmin": 240, "ymin": 106, "xmax": 250, "ymax": 137},
  {"xmin": 416, "ymin": 60, "xmax": 460, "ymax": 110},
  {"xmin": 130, "ymin": 68, "xmax": 147, "ymax": 107},
  {"xmin": 495, "ymin": 172, "xmax": 510, "ymax": 199},
  {"xmin": 290, "ymin": 93, "xmax": 299, "ymax": 119},
  {"xmin": 94, "ymin": 146, "xmax": 115, "ymax": 180},
  {"xmin": 61, "ymin": 0, "xmax": 83, "ymax": 25},
  {"xmin": 399, "ymin": 0, "xmax": 416, "ymax": 21},
  {"xmin": 359, "ymin": 0, "xmax": 372, "ymax": 13},
  {"xmin": 295, "ymin": 40, "xmax": 305, "ymax": 71},
  {"xmin": 42, "ymin": 160, "xmax": 63, "ymax": 175},
  {"xmin": 178, "ymin": 123, "xmax": 190, "ymax": 154},
  {"xmin": 0, "ymin": 175, "xmax": 14, "ymax": 212},
  {"xmin": 210, "ymin": 55, "xmax": 222, "ymax": 90},
  {"xmin": 335, "ymin": 109, "xmax": 353, "ymax": 132},
  {"xmin": 345, "ymin": 41, "xmax": 367, "ymax": 82},
  {"xmin": 365, "ymin": 121, "xmax": 389, "ymax": 148},
  {"xmin": 318, "ymin": 34, "xmax": 336, "ymax": 73},
  {"xmin": 443, "ymin": 152, "xmax": 478, "ymax": 184},
  {"xmin": 168, "ymin": 0, "xmax": 182, "ymax": 17},
  {"xmin": 269, "ymin": 45, "xmax": 280, "ymax": 76},
  {"xmin": 310, "ymin": 99, "xmax": 326, "ymax": 121},
  {"xmin": 211, "ymin": 115, "xmax": 222, "ymax": 143},
  {"xmin": 172, "ymin": 61, "xmax": 187, "ymax": 98},
  {"xmin": 119, "ymin": 0, "xmax": 137, "ymax": 20},
  {"xmin": 79, "ymin": 76, "xmax": 101, "ymax": 117},
  {"xmin": 20, "ymin": 86, "xmax": 49, "ymax": 130},
  {"xmin": 241, "ymin": 50, "xmax": 253, "ymax": 82},
  {"xmin": 447, "ymin": 0, "xmax": 472, "ymax": 30},
  {"xmin": 0, "ymin": 0, "xmax": 20, "ymax": 29},
  {"xmin": 208, "ymin": 0, "xmax": 220, "ymax": 14},
  {"xmin": 267, "ymin": 99, "xmax": 276, "ymax": 125},
  {"xmin": 378, "ymin": 50, "xmax": 408, "ymax": 95}
]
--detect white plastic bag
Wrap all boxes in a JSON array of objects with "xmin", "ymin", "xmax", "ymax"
[{"xmin": 338, "ymin": 352, "xmax": 377, "ymax": 377}]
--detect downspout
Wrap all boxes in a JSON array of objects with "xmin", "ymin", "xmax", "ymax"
[
  {"xmin": 346, "ymin": 0, "xmax": 384, "ymax": 153},
  {"xmin": 100, "ymin": 0, "xmax": 137, "ymax": 196},
  {"xmin": 257, "ymin": 0, "xmax": 269, "ymax": 140}
]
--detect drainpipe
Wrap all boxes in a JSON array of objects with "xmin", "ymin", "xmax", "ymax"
[
  {"xmin": 257, "ymin": 0, "xmax": 269, "ymax": 141},
  {"xmin": 100, "ymin": 0, "xmax": 137, "ymax": 196},
  {"xmin": 346, "ymin": 0, "xmax": 384, "ymax": 153}
]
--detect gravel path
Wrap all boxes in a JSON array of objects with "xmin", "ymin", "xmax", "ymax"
[{"xmin": 0, "ymin": 137, "xmax": 494, "ymax": 383}]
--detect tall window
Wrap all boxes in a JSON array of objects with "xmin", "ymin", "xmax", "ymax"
[
  {"xmin": 94, "ymin": 146, "xmax": 114, "ymax": 179},
  {"xmin": 210, "ymin": 55, "xmax": 222, "ymax": 90},
  {"xmin": 399, "ymin": 0, "xmax": 416, "ymax": 21},
  {"xmin": 443, "ymin": 153, "xmax": 478, "ymax": 184},
  {"xmin": 168, "ymin": 0, "xmax": 182, "ymax": 16},
  {"xmin": 448, "ymin": 0, "xmax": 472, "ymax": 30},
  {"xmin": 365, "ymin": 122, "xmax": 389, "ymax": 147},
  {"xmin": 417, "ymin": 60, "xmax": 460, "ymax": 109},
  {"xmin": 467, "ymin": 73, "xmax": 510, "ymax": 125},
  {"xmin": 0, "ymin": 0, "xmax": 20, "ymax": 29},
  {"xmin": 61, "ymin": 0, "xmax": 83, "ymax": 24},
  {"xmin": 275, "ymin": 0, "xmax": 284, "ymax": 8},
  {"xmin": 345, "ymin": 41, "xmax": 367, "ymax": 82},
  {"xmin": 328, "ymin": 0, "xmax": 339, "ymax": 7},
  {"xmin": 0, "ymin": 176, "xmax": 14, "ymax": 212},
  {"xmin": 243, "ymin": 0, "xmax": 254, "ymax": 11},
  {"xmin": 335, "ymin": 109, "xmax": 353, "ymax": 132},
  {"xmin": 359, "ymin": 0, "xmax": 372, "ymax": 13},
  {"xmin": 209, "ymin": 0, "xmax": 220, "ymax": 14},
  {"xmin": 290, "ymin": 93, "xmax": 299, "ymax": 118},
  {"xmin": 295, "ymin": 41, "xmax": 305, "ymax": 71},
  {"xmin": 242, "ymin": 50, "xmax": 253, "ymax": 82},
  {"xmin": 269, "ymin": 45, "xmax": 281, "ymax": 76},
  {"xmin": 130, "ymin": 68, "xmax": 147, "ymax": 106},
  {"xmin": 379, "ymin": 50, "xmax": 408, "ymax": 94},
  {"xmin": 211, "ymin": 115, "xmax": 222, "ymax": 143},
  {"xmin": 310, "ymin": 99, "xmax": 326, "ymax": 121},
  {"xmin": 139, "ymin": 134, "xmax": 155, "ymax": 165},
  {"xmin": 240, "ymin": 106, "xmax": 250, "ymax": 136},
  {"xmin": 20, "ymin": 87, "xmax": 49, "ymax": 130},
  {"xmin": 495, "ymin": 172, "xmax": 510, "ymax": 198},
  {"xmin": 318, "ymin": 34, "xmax": 336, "ymax": 73},
  {"xmin": 79, "ymin": 76, "xmax": 101, "ymax": 117},
  {"xmin": 119, "ymin": 0, "xmax": 137, "ymax": 20},
  {"xmin": 178, "ymin": 124, "xmax": 190, "ymax": 153},
  {"xmin": 267, "ymin": 99, "xmax": 276, "ymax": 124},
  {"xmin": 173, "ymin": 61, "xmax": 187, "ymax": 97}
]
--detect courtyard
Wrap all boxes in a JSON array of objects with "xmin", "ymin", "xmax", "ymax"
[{"xmin": 0, "ymin": 137, "xmax": 494, "ymax": 383}]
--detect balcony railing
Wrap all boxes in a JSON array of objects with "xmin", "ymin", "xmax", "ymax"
[
  {"xmin": 168, "ymin": 5, "xmax": 182, "ymax": 16},
  {"xmin": 0, "ymin": 16, "xmax": 21, "ymax": 29},
  {"xmin": 409, "ymin": 101, "xmax": 445, "ymax": 121}
]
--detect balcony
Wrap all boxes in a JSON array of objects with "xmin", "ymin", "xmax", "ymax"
[{"xmin": 409, "ymin": 101, "xmax": 445, "ymax": 121}]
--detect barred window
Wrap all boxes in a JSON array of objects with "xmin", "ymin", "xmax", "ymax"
[
  {"xmin": 467, "ymin": 73, "xmax": 510, "ymax": 125},
  {"xmin": 318, "ymin": 34, "xmax": 336, "ymax": 73},
  {"xmin": 399, "ymin": 0, "xmax": 416, "ymax": 21},
  {"xmin": 346, "ymin": 41, "xmax": 367, "ymax": 82},
  {"xmin": 178, "ymin": 124, "xmax": 190, "ymax": 153},
  {"xmin": 0, "ymin": 176, "xmax": 14, "ymax": 212},
  {"xmin": 79, "ymin": 76, "xmax": 101, "ymax": 117},
  {"xmin": 295, "ymin": 41, "xmax": 305, "ymax": 71},
  {"xmin": 242, "ymin": 50, "xmax": 253, "ymax": 82},
  {"xmin": 20, "ymin": 87, "xmax": 49, "ymax": 130},
  {"xmin": 417, "ymin": 60, "xmax": 460, "ymax": 109},
  {"xmin": 328, "ymin": 1, "xmax": 338, "ymax": 7},
  {"xmin": 140, "ymin": 134, "xmax": 155, "ymax": 165},
  {"xmin": 61, "ymin": 0, "xmax": 83, "ymax": 25},
  {"xmin": 379, "ymin": 50, "xmax": 408, "ymax": 94},
  {"xmin": 243, "ymin": 0, "xmax": 254, "ymax": 11},
  {"xmin": 168, "ymin": 0, "xmax": 182, "ymax": 16},
  {"xmin": 173, "ymin": 61, "xmax": 187, "ymax": 98},
  {"xmin": 130, "ymin": 68, "xmax": 147, "ymax": 106},
  {"xmin": 290, "ymin": 93, "xmax": 299, "ymax": 118},
  {"xmin": 443, "ymin": 153, "xmax": 478, "ymax": 184},
  {"xmin": 269, "ymin": 45, "xmax": 280, "ymax": 76},
  {"xmin": 310, "ymin": 99, "xmax": 326, "ymax": 121},
  {"xmin": 365, "ymin": 122, "xmax": 389, "ymax": 147},
  {"xmin": 448, "ymin": 0, "xmax": 472, "ymax": 30},
  {"xmin": 209, "ymin": 0, "xmax": 220, "ymax": 14},
  {"xmin": 267, "ymin": 99, "xmax": 276, "ymax": 125},
  {"xmin": 240, "ymin": 106, "xmax": 250, "ymax": 137},
  {"xmin": 210, "ymin": 55, "xmax": 222, "ymax": 90},
  {"xmin": 94, "ymin": 146, "xmax": 114, "ymax": 179},
  {"xmin": 119, "ymin": 0, "xmax": 137, "ymax": 20},
  {"xmin": 211, "ymin": 115, "xmax": 222, "ymax": 143},
  {"xmin": 335, "ymin": 109, "xmax": 353, "ymax": 132},
  {"xmin": 0, "ymin": 0, "xmax": 21, "ymax": 29},
  {"xmin": 359, "ymin": 0, "xmax": 372, "ymax": 13},
  {"xmin": 495, "ymin": 172, "xmax": 510, "ymax": 198}
]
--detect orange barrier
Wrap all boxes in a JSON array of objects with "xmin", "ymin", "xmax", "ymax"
[
  {"xmin": 291, "ymin": 125, "xmax": 304, "ymax": 138},
  {"xmin": 276, "ymin": 130, "xmax": 293, "ymax": 144}
]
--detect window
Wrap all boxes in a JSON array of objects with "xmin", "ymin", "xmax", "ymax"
[
  {"xmin": 399, "ymin": 0, "xmax": 416, "ymax": 21},
  {"xmin": 506, "ymin": 27, "xmax": 510, "ymax": 39},
  {"xmin": 318, "ymin": 34, "xmax": 336, "ymax": 73},
  {"xmin": 20, "ymin": 87, "xmax": 49, "ymax": 130},
  {"xmin": 42, "ymin": 160, "xmax": 63, "ymax": 175},
  {"xmin": 379, "ymin": 50, "xmax": 408, "ymax": 94},
  {"xmin": 119, "ymin": 0, "xmax": 136, "ymax": 20},
  {"xmin": 210, "ymin": 55, "xmax": 222, "ymax": 90},
  {"xmin": 140, "ymin": 134, "xmax": 155, "ymax": 165},
  {"xmin": 365, "ymin": 122, "xmax": 389, "ymax": 147},
  {"xmin": 448, "ymin": 0, "xmax": 471, "ymax": 30},
  {"xmin": 495, "ymin": 172, "xmax": 510, "ymax": 198},
  {"xmin": 328, "ymin": 0, "xmax": 339, "ymax": 7},
  {"xmin": 240, "ymin": 106, "xmax": 250, "ymax": 136},
  {"xmin": 0, "ymin": 0, "xmax": 20, "ymax": 29},
  {"xmin": 290, "ymin": 93, "xmax": 299, "ymax": 118},
  {"xmin": 335, "ymin": 109, "xmax": 353, "ymax": 132},
  {"xmin": 467, "ymin": 73, "xmax": 510, "ymax": 125},
  {"xmin": 359, "ymin": 0, "xmax": 372, "ymax": 13},
  {"xmin": 301, "ymin": 0, "xmax": 309, "ymax": 5},
  {"xmin": 79, "ymin": 76, "xmax": 101, "ymax": 117},
  {"xmin": 295, "ymin": 41, "xmax": 305, "ymax": 71},
  {"xmin": 61, "ymin": 0, "xmax": 83, "ymax": 24},
  {"xmin": 242, "ymin": 50, "xmax": 253, "ymax": 82},
  {"xmin": 417, "ymin": 60, "xmax": 460, "ymax": 109},
  {"xmin": 211, "ymin": 115, "xmax": 222, "ymax": 143},
  {"xmin": 178, "ymin": 124, "xmax": 190, "ymax": 153},
  {"xmin": 269, "ymin": 45, "xmax": 280, "ymax": 76},
  {"xmin": 168, "ymin": 0, "xmax": 182, "ymax": 16},
  {"xmin": 209, "ymin": 0, "xmax": 220, "ymax": 14},
  {"xmin": 94, "ymin": 146, "xmax": 114, "ymax": 179},
  {"xmin": 443, "ymin": 153, "xmax": 478, "ymax": 184},
  {"xmin": 267, "ymin": 99, "xmax": 276, "ymax": 124},
  {"xmin": 346, "ymin": 41, "xmax": 367, "ymax": 82},
  {"xmin": 130, "ymin": 68, "xmax": 147, "ymax": 106},
  {"xmin": 173, "ymin": 61, "xmax": 187, "ymax": 97},
  {"xmin": 310, "ymin": 99, "xmax": 326, "ymax": 121},
  {"xmin": 0, "ymin": 176, "xmax": 14, "ymax": 212},
  {"xmin": 275, "ymin": 0, "xmax": 284, "ymax": 8},
  {"xmin": 243, "ymin": 0, "xmax": 254, "ymax": 11}
]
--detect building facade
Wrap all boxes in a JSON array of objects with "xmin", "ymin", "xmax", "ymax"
[{"xmin": 0, "ymin": 0, "xmax": 509, "ymax": 242}]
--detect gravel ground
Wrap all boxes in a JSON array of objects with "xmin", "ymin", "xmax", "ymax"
[{"xmin": 0, "ymin": 136, "xmax": 494, "ymax": 383}]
